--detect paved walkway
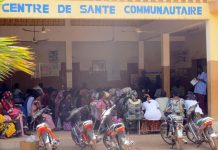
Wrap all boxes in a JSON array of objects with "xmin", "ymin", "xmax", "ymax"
[{"xmin": 0, "ymin": 131, "xmax": 217, "ymax": 150}]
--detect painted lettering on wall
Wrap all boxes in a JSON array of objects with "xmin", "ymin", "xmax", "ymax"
[
  {"xmin": 1, "ymin": 2, "xmax": 203, "ymax": 16},
  {"xmin": 124, "ymin": 5, "xmax": 202, "ymax": 15},
  {"xmin": 2, "ymin": 3, "xmax": 49, "ymax": 13},
  {"xmin": 80, "ymin": 5, "xmax": 116, "ymax": 14}
]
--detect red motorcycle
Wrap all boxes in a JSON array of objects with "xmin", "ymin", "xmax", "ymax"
[
  {"xmin": 97, "ymin": 105, "xmax": 133, "ymax": 150},
  {"xmin": 31, "ymin": 107, "xmax": 59, "ymax": 150},
  {"xmin": 67, "ymin": 106, "xmax": 97, "ymax": 150}
]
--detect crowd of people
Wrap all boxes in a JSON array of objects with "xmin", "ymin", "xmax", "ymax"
[{"xmin": 0, "ymin": 66, "xmax": 207, "ymax": 138}]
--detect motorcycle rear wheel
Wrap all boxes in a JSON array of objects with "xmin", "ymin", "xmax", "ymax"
[{"xmin": 71, "ymin": 129, "xmax": 86, "ymax": 148}]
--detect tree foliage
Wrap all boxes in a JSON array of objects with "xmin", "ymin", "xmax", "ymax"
[{"xmin": 0, "ymin": 37, "xmax": 35, "ymax": 81}]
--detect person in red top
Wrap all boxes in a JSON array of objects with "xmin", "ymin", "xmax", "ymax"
[{"xmin": 1, "ymin": 91, "xmax": 28, "ymax": 136}]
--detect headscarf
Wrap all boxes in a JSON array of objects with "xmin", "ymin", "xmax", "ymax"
[{"xmin": 2, "ymin": 91, "xmax": 12, "ymax": 99}]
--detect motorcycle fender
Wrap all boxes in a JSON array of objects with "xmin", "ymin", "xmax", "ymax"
[
  {"xmin": 41, "ymin": 132, "xmax": 50, "ymax": 144},
  {"xmin": 117, "ymin": 133, "xmax": 128, "ymax": 145}
]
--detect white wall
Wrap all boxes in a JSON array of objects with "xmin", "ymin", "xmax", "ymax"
[
  {"xmin": 185, "ymin": 30, "xmax": 206, "ymax": 60},
  {"xmin": 0, "ymin": 22, "xmax": 206, "ymax": 74},
  {"xmin": 72, "ymin": 41, "xmax": 138, "ymax": 71},
  {"xmin": 21, "ymin": 41, "xmax": 66, "ymax": 63},
  {"xmin": 144, "ymin": 41, "xmax": 162, "ymax": 72}
]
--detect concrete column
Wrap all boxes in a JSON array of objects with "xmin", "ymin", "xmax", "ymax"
[
  {"xmin": 66, "ymin": 40, "xmax": 73, "ymax": 89},
  {"xmin": 138, "ymin": 41, "xmax": 145, "ymax": 72},
  {"xmin": 161, "ymin": 33, "xmax": 170, "ymax": 97},
  {"xmin": 206, "ymin": 15, "xmax": 218, "ymax": 120}
]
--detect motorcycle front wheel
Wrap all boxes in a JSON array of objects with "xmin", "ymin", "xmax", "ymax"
[
  {"xmin": 71, "ymin": 129, "xmax": 80, "ymax": 145},
  {"xmin": 40, "ymin": 132, "xmax": 53, "ymax": 150},
  {"xmin": 117, "ymin": 133, "xmax": 130, "ymax": 150},
  {"xmin": 103, "ymin": 134, "xmax": 118, "ymax": 150},
  {"xmin": 160, "ymin": 122, "xmax": 174, "ymax": 145}
]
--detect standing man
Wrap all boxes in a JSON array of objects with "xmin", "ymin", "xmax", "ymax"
[{"xmin": 194, "ymin": 66, "xmax": 207, "ymax": 114}]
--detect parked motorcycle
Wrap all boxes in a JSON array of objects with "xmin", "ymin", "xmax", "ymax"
[
  {"xmin": 66, "ymin": 106, "xmax": 97, "ymax": 150},
  {"xmin": 160, "ymin": 114, "xmax": 184, "ymax": 150},
  {"xmin": 185, "ymin": 103, "xmax": 218, "ymax": 150},
  {"xmin": 97, "ymin": 105, "xmax": 133, "ymax": 150},
  {"xmin": 31, "ymin": 106, "xmax": 59, "ymax": 150}
]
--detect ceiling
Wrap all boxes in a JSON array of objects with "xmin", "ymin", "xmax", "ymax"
[
  {"xmin": 0, "ymin": 19, "xmax": 205, "ymax": 42},
  {"xmin": 171, "ymin": 23, "xmax": 206, "ymax": 36},
  {"xmin": 0, "ymin": 19, "xmax": 153, "ymax": 27},
  {"xmin": 70, "ymin": 20, "xmax": 153, "ymax": 26},
  {"xmin": 0, "ymin": 19, "xmax": 65, "ymax": 26}
]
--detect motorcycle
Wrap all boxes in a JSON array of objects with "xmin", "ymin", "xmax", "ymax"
[
  {"xmin": 185, "ymin": 103, "xmax": 218, "ymax": 150},
  {"xmin": 160, "ymin": 114, "xmax": 184, "ymax": 150},
  {"xmin": 97, "ymin": 105, "xmax": 133, "ymax": 150},
  {"xmin": 66, "ymin": 106, "xmax": 97, "ymax": 150},
  {"xmin": 31, "ymin": 106, "xmax": 59, "ymax": 150}
]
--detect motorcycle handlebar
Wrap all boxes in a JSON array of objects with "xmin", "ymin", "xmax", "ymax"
[
  {"xmin": 66, "ymin": 105, "xmax": 88, "ymax": 121},
  {"xmin": 31, "ymin": 106, "xmax": 51, "ymax": 124},
  {"xmin": 187, "ymin": 103, "xmax": 198, "ymax": 115}
]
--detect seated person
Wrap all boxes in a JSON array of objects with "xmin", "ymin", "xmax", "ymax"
[
  {"xmin": 155, "ymin": 89, "xmax": 169, "ymax": 119},
  {"xmin": 59, "ymin": 91, "xmax": 74, "ymax": 131},
  {"xmin": 185, "ymin": 91, "xmax": 203, "ymax": 115},
  {"xmin": 12, "ymin": 83, "xmax": 24, "ymax": 104},
  {"xmin": 31, "ymin": 95, "xmax": 56, "ymax": 130},
  {"xmin": 0, "ymin": 113, "xmax": 16, "ymax": 138},
  {"xmin": 1, "ymin": 91, "xmax": 29, "ymax": 136},
  {"xmin": 171, "ymin": 79, "xmax": 185, "ymax": 99},
  {"xmin": 0, "ymin": 102, "xmax": 16, "ymax": 138},
  {"xmin": 141, "ymin": 90, "xmax": 162, "ymax": 133},
  {"xmin": 165, "ymin": 91, "xmax": 185, "ymax": 118},
  {"xmin": 125, "ymin": 90, "xmax": 142, "ymax": 120},
  {"xmin": 165, "ymin": 91, "xmax": 187, "ymax": 143},
  {"xmin": 96, "ymin": 91, "xmax": 111, "ymax": 121},
  {"xmin": 142, "ymin": 91, "xmax": 161, "ymax": 121}
]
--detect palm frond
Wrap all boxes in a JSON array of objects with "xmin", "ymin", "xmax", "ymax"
[{"xmin": 0, "ymin": 37, "xmax": 35, "ymax": 81}]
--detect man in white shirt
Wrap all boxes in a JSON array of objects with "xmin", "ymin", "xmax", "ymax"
[{"xmin": 194, "ymin": 66, "xmax": 207, "ymax": 114}]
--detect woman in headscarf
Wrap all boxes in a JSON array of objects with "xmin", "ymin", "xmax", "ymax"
[
  {"xmin": 1, "ymin": 91, "xmax": 28, "ymax": 136},
  {"xmin": 54, "ymin": 85, "xmax": 65, "ymax": 128},
  {"xmin": 59, "ymin": 91, "xmax": 74, "ymax": 131},
  {"xmin": 96, "ymin": 91, "xmax": 111, "ymax": 120},
  {"xmin": 0, "ymin": 102, "xmax": 16, "ymax": 138}
]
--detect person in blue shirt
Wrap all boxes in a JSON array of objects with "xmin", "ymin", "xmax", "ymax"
[{"xmin": 194, "ymin": 66, "xmax": 207, "ymax": 114}]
